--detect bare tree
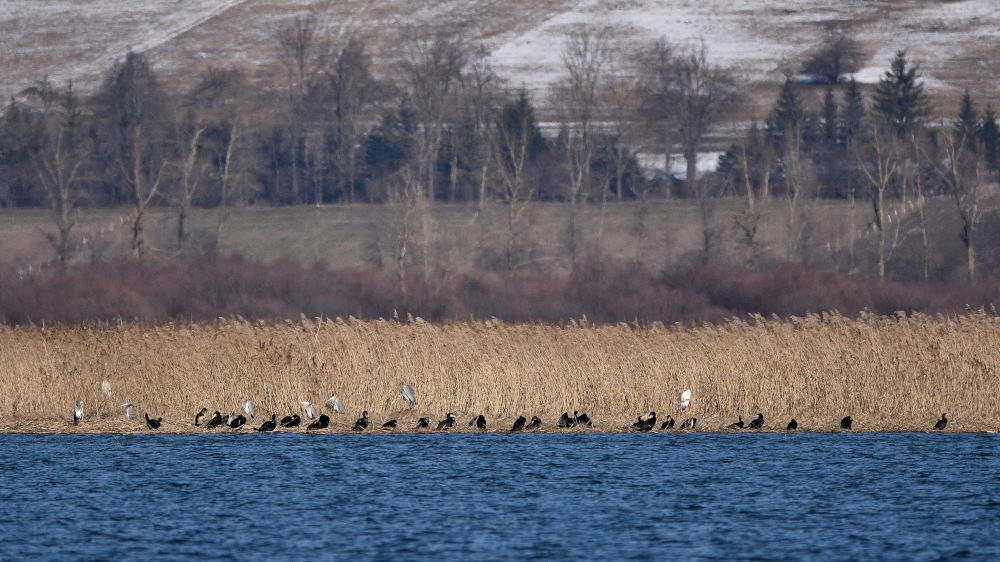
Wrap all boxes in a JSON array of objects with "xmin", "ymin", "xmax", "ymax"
[
  {"xmin": 171, "ymin": 109, "xmax": 206, "ymax": 250},
  {"xmin": 400, "ymin": 30, "xmax": 467, "ymax": 200},
  {"xmin": 275, "ymin": 13, "xmax": 331, "ymax": 204},
  {"xmin": 329, "ymin": 37, "xmax": 381, "ymax": 202},
  {"xmin": 23, "ymin": 80, "xmax": 88, "ymax": 267},
  {"xmin": 858, "ymin": 122, "xmax": 900, "ymax": 282},
  {"xmin": 733, "ymin": 123, "xmax": 773, "ymax": 267},
  {"xmin": 93, "ymin": 52, "xmax": 168, "ymax": 257},
  {"xmin": 931, "ymin": 130, "xmax": 985, "ymax": 282},
  {"xmin": 551, "ymin": 28, "xmax": 610, "ymax": 268},
  {"xmin": 491, "ymin": 91, "xmax": 544, "ymax": 271},
  {"xmin": 671, "ymin": 42, "xmax": 738, "ymax": 261}
]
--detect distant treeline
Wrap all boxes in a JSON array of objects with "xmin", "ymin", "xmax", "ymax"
[
  {"xmin": 2, "ymin": 25, "xmax": 999, "ymax": 281},
  {"xmin": 1, "ymin": 256, "xmax": 996, "ymax": 326}
]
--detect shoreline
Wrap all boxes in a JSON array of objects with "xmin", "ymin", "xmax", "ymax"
[{"xmin": 2, "ymin": 416, "xmax": 996, "ymax": 435}]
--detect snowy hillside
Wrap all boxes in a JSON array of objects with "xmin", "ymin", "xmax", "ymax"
[{"xmin": 2, "ymin": 0, "xmax": 999, "ymax": 110}]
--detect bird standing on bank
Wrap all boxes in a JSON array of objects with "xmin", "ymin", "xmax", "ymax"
[
  {"xmin": 228, "ymin": 414, "xmax": 246, "ymax": 429},
  {"xmin": 206, "ymin": 411, "xmax": 224, "ymax": 428},
  {"xmin": 144, "ymin": 413, "xmax": 162, "ymax": 430},
  {"xmin": 307, "ymin": 414, "xmax": 330, "ymax": 431},
  {"xmin": 469, "ymin": 415, "xmax": 487, "ymax": 430},
  {"xmin": 301, "ymin": 401, "xmax": 318, "ymax": 421},
  {"xmin": 256, "ymin": 414, "xmax": 277, "ymax": 432},
  {"xmin": 840, "ymin": 416, "xmax": 853, "ymax": 431},
  {"xmin": 436, "ymin": 413, "xmax": 456, "ymax": 430},
  {"xmin": 525, "ymin": 416, "xmax": 542, "ymax": 430},
  {"xmin": 726, "ymin": 416, "xmax": 745, "ymax": 430},
  {"xmin": 511, "ymin": 416, "xmax": 527, "ymax": 432},
  {"xmin": 326, "ymin": 395, "xmax": 346, "ymax": 414},
  {"xmin": 73, "ymin": 400, "xmax": 84, "ymax": 425},
  {"xmin": 279, "ymin": 414, "xmax": 301, "ymax": 428},
  {"xmin": 352, "ymin": 410, "xmax": 370, "ymax": 431},
  {"xmin": 786, "ymin": 419, "xmax": 798, "ymax": 431},
  {"xmin": 416, "ymin": 417, "xmax": 431, "ymax": 429},
  {"xmin": 240, "ymin": 397, "xmax": 256, "ymax": 419},
  {"xmin": 680, "ymin": 389, "xmax": 692, "ymax": 412},
  {"xmin": 747, "ymin": 413, "xmax": 764, "ymax": 430},
  {"xmin": 401, "ymin": 385, "xmax": 417, "ymax": 408},
  {"xmin": 194, "ymin": 408, "xmax": 209, "ymax": 426},
  {"xmin": 934, "ymin": 413, "xmax": 948, "ymax": 431}
]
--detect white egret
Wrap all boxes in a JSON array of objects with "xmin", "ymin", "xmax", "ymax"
[
  {"xmin": 122, "ymin": 403, "xmax": 136, "ymax": 420},
  {"xmin": 679, "ymin": 389, "xmax": 692, "ymax": 412},
  {"xmin": 240, "ymin": 396, "xmax": 256, "ymax": 419},
  {"xmin": 401, "ymin": 384, "xmax": 417, "ymax": 407},
  {"xmin": 301, "ymin": 401, "xmax": 318, "ymax": 420}
]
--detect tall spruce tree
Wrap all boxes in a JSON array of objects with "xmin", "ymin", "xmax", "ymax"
[
  {"xmin": 980, "ymin": 104, "xmax": 1000, "ymax": 176},
  {"xmin": 872, "ymin": 50, "xmax": 931, "ymax": 137},
  {"xmin": 954, "ymin": 89, "xmax": 979, "ymax": 150}
]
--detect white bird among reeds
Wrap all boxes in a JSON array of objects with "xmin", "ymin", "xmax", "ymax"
[
  {"xmin": 401, "ymin": 384, "xmax": 417, "ymax": 408},
  {"xmin": 680, "ymin": 389, "xmax": 692, "ymax": 412},
  {"xmin": 326, "ymin": 395, "xmax": 346, "ymax": 414},
  {"xmin": 73, "ymin": 400, "xmax": 84, "ymax": 425},
  {"xmin": 122, "ymin": 403, "xmax": 136, "ymax": 420},
  {"xmin": 301, "ymin": 401, "xmax": 317, "ymax": 420},
  {"xmin": 240, "ymin": 396, "xmax": 256, "ymax": 419}
]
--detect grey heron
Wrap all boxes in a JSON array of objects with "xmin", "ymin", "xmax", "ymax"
[
  {"xmin": 122, "ymin": 403, "xmax": 136, "ymax": 420},
  {"xmin": 679, "ymin": 389, "xmax": 692, "ymax": 412},
  {"xmin": 352, "ymin": 410, "xmax": 369, "ymax": 431},
  {"xmin": 747, "ymin": 413, "xmax": 764, "ymax": 430},
  {"xmin": 144, "ymin": 413, "xmax": 162, "ymax": 430},
  {"xmin": 73, "ymin": 400, "xmax": 84, "ymax": 425},
  {"xmin": 301, "ymin": 401, "xmax": 318, "ymax": 420},
  {"xmin": 307, "ymin": 414, "xmax": 330, "ymax": 431},
  {"xmin": 401, "ymin": 385, "xmax": 417, "ymax": 407},
  {"xmin": 326, "ymin": 395, "xmax": 346, "ymax": 414},
  {"xmin": 194, "ymin": 408, "xmax": 209, "ymax": 426},
  {"xmin": 935, "ymin": 413, "xmax": 948, "ymax": 430},
  {"xmin": 256, "ymin": 414, "xmax": 277, "ymax": 432},
  {"xmin": 240, "ymin": 397, "xmax": 256, "ymax": 419},
  {"xmin": 279, "ymin": 414, "xmax": 301, "ymax": 428}
]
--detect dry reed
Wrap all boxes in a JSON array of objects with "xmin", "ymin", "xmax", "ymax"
[{"xmin": 1, "ymin": 311, "xmax": 998, "ymax": 433}]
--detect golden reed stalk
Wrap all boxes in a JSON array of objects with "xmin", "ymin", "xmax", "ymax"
[{"xmin": 1, "ymin": 311, "xmax": 998, "ymax": 433}]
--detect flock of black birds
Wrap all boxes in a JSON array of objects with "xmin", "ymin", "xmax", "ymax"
[{"xmin": 71, "ymin": 385, "xmax": 952, "ymax": 433}]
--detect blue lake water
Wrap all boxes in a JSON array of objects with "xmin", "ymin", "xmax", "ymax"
[{"xmin": 1, "ymin": 433, "xmax": 998, "ymax": 560}]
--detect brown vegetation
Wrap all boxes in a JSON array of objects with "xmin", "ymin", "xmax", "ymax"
[{"xmin": 1, "ymin": 312, "xmax": 998, "ymax": 434}]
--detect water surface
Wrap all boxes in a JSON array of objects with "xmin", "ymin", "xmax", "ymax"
[{"xmin": 1, "ymin": 433, "xmax": 997, "ymax": 560}]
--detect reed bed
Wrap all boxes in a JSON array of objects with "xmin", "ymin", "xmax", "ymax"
[{"xmin": 1, "ymin": 311, "xmax": 999, "ymax": 433}]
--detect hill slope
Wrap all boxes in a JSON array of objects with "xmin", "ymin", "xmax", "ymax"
[{"xmin": 2, "ymin": 0, "xmax": 999, "ymax": 112}]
